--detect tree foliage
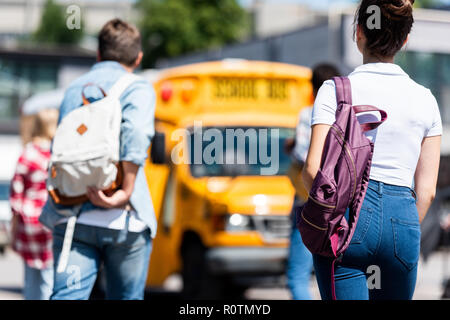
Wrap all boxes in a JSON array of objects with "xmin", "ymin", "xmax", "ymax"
[
  {"xmin": 137, "ymin": 0, "xmax": 250, "ymax": 68},
  {"xmin": 414, "ymin": 0, "xmax": 441, "ymax": 8},
  {"xmin": 34, "ymin": 0, "xmax": 83, "ymax": 45}
]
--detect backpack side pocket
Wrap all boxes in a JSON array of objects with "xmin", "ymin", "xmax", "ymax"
[{"xmin": 297, "ymin": 170, "xmax": 337, "ymax": 256}]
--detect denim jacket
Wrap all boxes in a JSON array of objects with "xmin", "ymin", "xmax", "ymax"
[{"xmin": 39, "ymin": 61, "xmax": 157, "ymax": 238}]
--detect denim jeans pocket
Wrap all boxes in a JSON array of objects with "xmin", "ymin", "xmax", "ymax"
[
  {"xmin": 391, "ymin": 218, "xmax": 421, "ymax": 271},
  {"xmin": 111, "ymin": 228, "xmax": 150, "ymax": 250},
  {"xmin": 350, "ymin": 207, "xmax": 373, "ymax": 244}
]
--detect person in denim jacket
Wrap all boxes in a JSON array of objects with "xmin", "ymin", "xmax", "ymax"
[{"xmin": 39, "ymin": 19, "xmax": 157, "ymax": 300}]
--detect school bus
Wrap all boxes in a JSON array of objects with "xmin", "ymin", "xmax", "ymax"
[{"xmin": 145, "ymin": 59, "xmax": 313, "ymax": 298}]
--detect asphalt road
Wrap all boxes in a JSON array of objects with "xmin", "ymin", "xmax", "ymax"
[{"xmin": 0, "ymin": 248, "xmax": 448, "ymax": 300}]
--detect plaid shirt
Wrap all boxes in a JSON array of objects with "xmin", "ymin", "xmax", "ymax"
[{"xmin": 10, "ymin": 141, "xmax": 53, "ymax": 269}]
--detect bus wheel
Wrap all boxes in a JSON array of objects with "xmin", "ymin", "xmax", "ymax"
[{"xmin": 181, "ymin": 237, "xmax": 223, "ymax": 299}]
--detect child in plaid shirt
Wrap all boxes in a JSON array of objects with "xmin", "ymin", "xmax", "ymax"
[{"xmin": 10, "ymin": 108, "xmax": 58, "ymax": 300}]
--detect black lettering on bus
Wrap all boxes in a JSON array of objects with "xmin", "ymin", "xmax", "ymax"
[
  {"xmin": 267, "ymin": 79, "xmax": 287, "ymax": 100},
  {"xmin": 214, "ymin": 77, "xmax": 259, "ymax": 99}
]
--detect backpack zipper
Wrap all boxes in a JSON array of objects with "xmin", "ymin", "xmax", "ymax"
[
  {"xmin": 330, "ymin": 126, "xmax": 357, "ymax": 201},
  {"xmin": 301, "ymin": 211, "xmax": 328, "ymax": 231},
  {"xmin": 308, "ymin": 195, "xmax": 336, "ymax": 209}
]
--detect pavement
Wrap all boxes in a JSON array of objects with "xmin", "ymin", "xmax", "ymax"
[
  {"xmin": 1, "ymin": 247, "xmax": 448, "ymax": 300},
  {"xmin": 0, "ymin": 248, "xmax": 23, "ymax": 300}
]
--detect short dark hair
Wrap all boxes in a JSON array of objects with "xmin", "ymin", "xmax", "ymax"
[
  {"xmin": 311, "ymin": 63, "xmax": 341, "ymax": 94},
  {"xmin": 98, "ymin": 19, "xmax": 142, "ymax": 67},
  {"xmin": 355, "ymin": 0, "xmax": 414, "ymax": 58}
]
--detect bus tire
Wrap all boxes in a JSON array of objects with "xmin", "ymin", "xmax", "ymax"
[{"xmin": 180, "ymin": 235, "xmax": 223, "ymax": 299}]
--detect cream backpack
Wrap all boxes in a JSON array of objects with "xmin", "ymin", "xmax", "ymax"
[{"xmin": 47, "ymin": 73, "xmax": 141, "ymax": 206}]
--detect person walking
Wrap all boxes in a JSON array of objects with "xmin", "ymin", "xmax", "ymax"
[
  {"xmin": 302, "ymin": 0, "xmax": 442, "ymax": 300},
  {"xmin": 286, "ymin": 64, "xmax": 341, "ymax": 300},
  {"xmin": 10, "ymin": 108, "xmax": 58, "ymax": 300},
  {"xmin": 39, "ymin": 19, "xmax": 157, "ymax": 300}
]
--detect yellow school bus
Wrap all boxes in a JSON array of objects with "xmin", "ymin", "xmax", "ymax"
[{"xmin": 145, "ymin": 59, "xmax": 313, "ymax": 298}]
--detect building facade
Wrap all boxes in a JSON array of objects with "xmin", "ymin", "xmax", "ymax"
[
  {"xmin": 0, "ymin": 46, "xmax": 95, "ymax": 132},
  {"xmin": 0, "ymin": 0, "xmax": 134, "ymax": 39}
]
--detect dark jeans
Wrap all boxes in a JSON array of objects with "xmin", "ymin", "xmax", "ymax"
[{"xmin": 313, "ymin": 180, "xmax": 420, "ymax": 300}]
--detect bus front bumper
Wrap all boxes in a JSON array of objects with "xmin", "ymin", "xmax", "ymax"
[{"xmin": 206, "ymin": 247, "xmax": 288, "ymax": 275}]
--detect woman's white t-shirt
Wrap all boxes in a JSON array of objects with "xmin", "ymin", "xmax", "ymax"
[{"xmin": 312, "ymin": 63, "xmax": 442, "ymax": 188}]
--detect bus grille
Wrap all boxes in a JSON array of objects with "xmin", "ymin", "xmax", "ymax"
[{"xmin": 252, "ymin": 215, "xmax": 291, "ymax": 242}]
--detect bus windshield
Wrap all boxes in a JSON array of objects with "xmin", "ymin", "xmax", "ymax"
[{"xmin": 188, "ymin": 126, "xmax": 294, "ymax": 177}]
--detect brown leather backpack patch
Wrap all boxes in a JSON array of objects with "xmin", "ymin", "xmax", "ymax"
[{"xmin": 77, "ymin": 124, "xmax": 88, "ymax": 135}]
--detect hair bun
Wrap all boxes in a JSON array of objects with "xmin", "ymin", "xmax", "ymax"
[
  {"xmin": 381, "ymin": 0, "xmax": 414, "ymax": 21},
  {"xmin": 355, "ymin": 0, "xmax": 415, "ymax": 58}
]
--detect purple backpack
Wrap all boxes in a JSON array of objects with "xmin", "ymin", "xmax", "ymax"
[{"xmin": 297, "ymin": 76, "xmax": 387, "ymax": 262}]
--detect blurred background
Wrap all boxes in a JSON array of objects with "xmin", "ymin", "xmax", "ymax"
[{"xmin": 0, "ymin": 0, "xmax": 449, "ymax": 300}]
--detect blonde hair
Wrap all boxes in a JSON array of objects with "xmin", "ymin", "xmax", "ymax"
[{"xmin": 31, "ymin": 108, "xmax": 59, "ymax": 141}]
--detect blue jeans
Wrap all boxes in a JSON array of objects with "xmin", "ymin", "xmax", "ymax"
[
  {"xmin": 286, "ymin": 198, "xmax": 313, "ymax": 300},
  {"xmin": 313, "ymin": 180, "xmax": 420, "ymax": 300},
  {"xmin": 23, "ymin": 264, "xmax": 53, "ymax": 300},
  {"xmin": 51, "ymin": 223, "xmax": 152, "ymax": 300}
]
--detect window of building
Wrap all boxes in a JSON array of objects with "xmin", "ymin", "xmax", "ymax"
[
  {"xmin": 0, "ymin": 57, "xmax": 58, "ymax": 130},
  {"xmin": 396, "ymin": 51, "xmax": 450, "ymax": 124}
]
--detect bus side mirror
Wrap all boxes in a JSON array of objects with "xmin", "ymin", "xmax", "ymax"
[{"xmin": 151, "ymin": 131, "xmax": 166, "ymax": 164}]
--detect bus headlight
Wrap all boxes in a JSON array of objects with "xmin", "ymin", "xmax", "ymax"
[{"xmin": 225, "ymin": 213, "xmax": 252, "ymax": 232}]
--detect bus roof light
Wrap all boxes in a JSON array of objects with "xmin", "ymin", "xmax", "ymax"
[
  {"xmin": 161, "ymin": 81, "xmax": 173, "ymax": 102},
  {"xmin": 181, "ymin": 80, "xmax": 196, "ymax": 103}
]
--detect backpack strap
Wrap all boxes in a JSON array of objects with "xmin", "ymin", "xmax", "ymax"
[
  {"xmin": 56, "ymin": 215, "xmax": 77, "ymax": 273},
  {"xmin": 333, "ymin": 76, "xmax": 352, "ymax": 107},
  {"xmin": 353, "ymin": 105, "xmax": 388, "ymax": 132},
  {"xmin": 108, "ymin": 73, "xmax": 143, "ymax": 100},
  {"xmin": 81, "ymin": 83, "xmax": 107, "ymax": 105},
  {"xmin": 329, "ymin": 76, "xmax": 351, "ymax": 301},
  {"xmin": 333, "ymin": 77, "xmax": 388, "ymax": 132}
]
